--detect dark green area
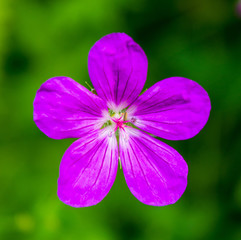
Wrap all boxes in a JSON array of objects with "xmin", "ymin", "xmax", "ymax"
[{"xmin": 1, "ymin": 0, "xmax": 241, "ymax": 239}]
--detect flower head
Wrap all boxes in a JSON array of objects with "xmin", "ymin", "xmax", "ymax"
[{"xmin": 33, "ymin": 33, "xmax": 211, "ymax": 207}]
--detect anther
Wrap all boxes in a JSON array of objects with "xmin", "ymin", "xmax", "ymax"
[
  {"xmin": 123, "ymin": 112, "xmax": 128, "ymax": 121},
  {"xmin": 130, "ymin": 117, "xmax": 136, "ymax": 123}
]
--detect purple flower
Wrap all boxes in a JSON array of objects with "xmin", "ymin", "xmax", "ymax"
[{"xmin": 33, "ymin": 33, "xmax": 211, "ymax": 207}]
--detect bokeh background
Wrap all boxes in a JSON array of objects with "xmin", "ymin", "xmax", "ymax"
[{"xmin": 1, "ymin": 0, "xmax": 241, "ymax": 239}]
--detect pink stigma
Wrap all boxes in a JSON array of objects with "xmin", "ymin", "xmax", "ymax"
[{"xmin": 111, "ymin": 116, "xmax": 129, "ymax": 131}]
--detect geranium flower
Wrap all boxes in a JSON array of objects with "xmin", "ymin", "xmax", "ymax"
[{"xmin": 33, "ymin": 33, "xmax": 211, "ymax": 207}]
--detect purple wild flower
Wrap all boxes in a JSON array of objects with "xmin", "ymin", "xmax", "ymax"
[{"xmin": 33, "ymin": 33, "xmax": 211, "ymax": 207}]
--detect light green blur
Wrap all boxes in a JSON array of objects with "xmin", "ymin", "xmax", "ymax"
[{"xmin": 0, "ymin": 0, "xmax": 241, "ymax": 240}]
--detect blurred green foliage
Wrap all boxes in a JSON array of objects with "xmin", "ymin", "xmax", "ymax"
[{"xmin": 1, "ymin": 0, "xmax": 241, "ymax": 239}]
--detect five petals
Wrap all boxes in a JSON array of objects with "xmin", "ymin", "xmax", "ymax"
[{"xmin": 33, "ymin": 33, "xmax": 211, "ymax": 207}]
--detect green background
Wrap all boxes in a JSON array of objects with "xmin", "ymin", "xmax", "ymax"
[{"xmin": 1, "ymin": 0, "xmax": 241, "ymax": 239}]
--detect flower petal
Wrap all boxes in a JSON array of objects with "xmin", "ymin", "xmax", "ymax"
[
  {"xmin": 127, "ymin": 77, "xmax": 211, "ymax": 140},
  {"xmin": 119, "ymin": 128, "xmax": 188, "ymax": 206},
  {"xmin": 33, "ymin": 77, "xmax": 108, "ymax": 139},
  {"xmin": 57, "ymin": 127, "xmax": 118, "ymax": 207},
  {"xmin": 88, "ymin": 33, "xmax": 148, "ymax": 109}
]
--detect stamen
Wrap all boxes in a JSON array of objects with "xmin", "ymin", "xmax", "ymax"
[
  {"xmin": 123, "ymin": 112, "xmax": 128, "ymax": 121},
  {"xmin": 101, "ymin": 108, "xmax": 131, "ymax": 135}
]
